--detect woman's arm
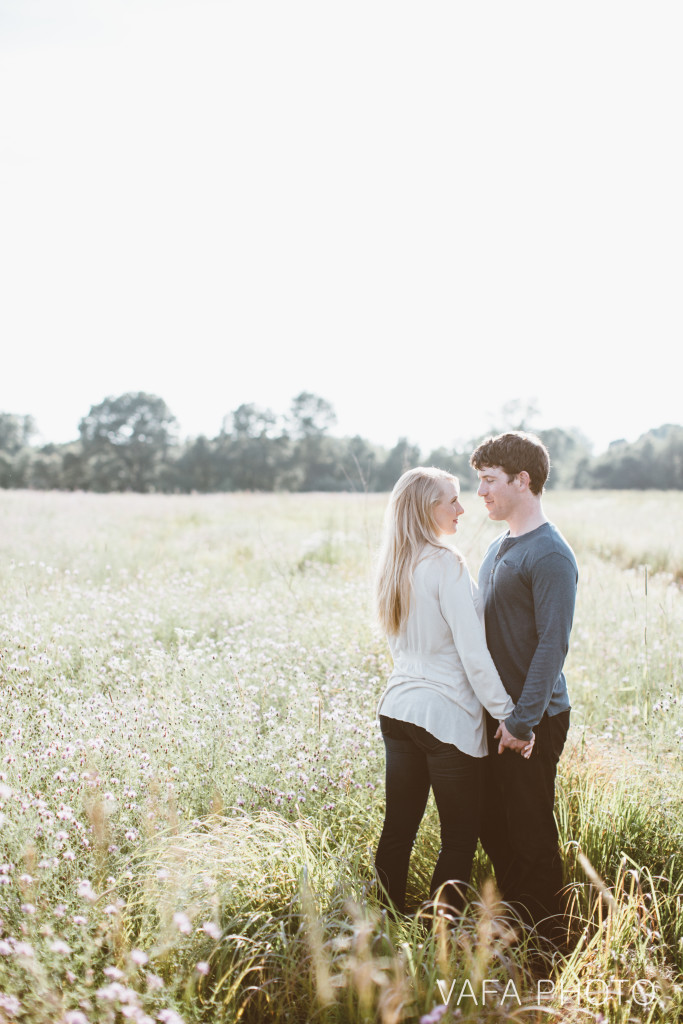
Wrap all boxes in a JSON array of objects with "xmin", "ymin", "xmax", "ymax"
[{"xmin": 437, "ymin": 552, "xmax": 516, "ymax": 720}]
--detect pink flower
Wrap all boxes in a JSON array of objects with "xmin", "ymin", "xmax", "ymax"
[
  {"xmin": 157, "ymin": 1010, "xmax": 185, "ymax": 1024},
  {"xmin": 49, "ymin": 939, "xmax": 72, "ymax": 955},
  {"xmin": 0, "ymin": 992, "xmax": 21, "ymax": 1016},
  {"xmin": 77, "ymin": 879, "xmax": 96, "ymax": 902},
  {"xmin": 172, "ymin": 912, "xmax": 192, "ymax": 935}
]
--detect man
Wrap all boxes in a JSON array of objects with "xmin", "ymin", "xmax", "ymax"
[{"xmin": 470, "ymin": 431, "xmax": 578, "ymax": 952}]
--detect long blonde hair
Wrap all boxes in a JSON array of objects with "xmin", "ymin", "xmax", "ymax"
[{"xmin": 375, "ymin": 467, "xmax": 462, "ymax": 636}]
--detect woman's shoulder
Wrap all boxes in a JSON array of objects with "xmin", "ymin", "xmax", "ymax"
[{"xmin": 418, "ymin": 543, "xmax": 467, "ymax": 575}]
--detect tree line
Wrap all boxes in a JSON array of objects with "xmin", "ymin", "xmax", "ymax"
[{"xmin": 1, "ymin": 392, "xmax": 681, "ymax": 492}]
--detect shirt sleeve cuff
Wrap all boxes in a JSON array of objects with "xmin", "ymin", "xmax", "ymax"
[{"xmin": 504, "ymin": 713, "xmax": 533, "ymax": 743}]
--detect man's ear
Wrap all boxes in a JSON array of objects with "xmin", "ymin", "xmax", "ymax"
[{"xmin": 517, "ymin": 470, "xmax": 531, "ymax": 491}]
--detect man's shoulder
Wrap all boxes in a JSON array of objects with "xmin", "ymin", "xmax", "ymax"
[{"xmin": 529, "ymin": 523, "xmax": 577, "ymax": 573}]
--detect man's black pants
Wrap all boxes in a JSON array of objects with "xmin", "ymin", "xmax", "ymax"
[{"xmin": 479, "ymin": 709, "xmax": 570, "ymax": 947}]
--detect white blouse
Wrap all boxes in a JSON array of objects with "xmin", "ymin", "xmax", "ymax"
[{"xmin": 377, "ymin": 544, "xmax": 514, "ymax": 757}]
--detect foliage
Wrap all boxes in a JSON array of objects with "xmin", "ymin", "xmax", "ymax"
[
  {"xmin": 583, "ymin": 425, "xmax": 683, "ymax": 490},
  {"xmin": 77, "ymin": 393, "xmax": 178, "ymax": 492},
  {"xmin": 0, "ymin": 393, "xmax": 681, "ymax": 492}
]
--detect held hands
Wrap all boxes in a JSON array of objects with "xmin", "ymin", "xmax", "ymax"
[{"xmin": 495, "ymin": 721, "xmax": 535, "ymax": 759}]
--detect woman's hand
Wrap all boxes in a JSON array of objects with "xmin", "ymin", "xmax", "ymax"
[{"xmin": 495, "ymin": 721, "xmax": 535, "ymax": 757}]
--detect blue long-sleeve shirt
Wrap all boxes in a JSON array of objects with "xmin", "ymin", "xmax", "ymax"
[{"xmin": 478, "ymin": 522, "xmax": 577, "ymax": 742}]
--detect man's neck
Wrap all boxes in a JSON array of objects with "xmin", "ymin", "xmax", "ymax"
[{"xmin": 506, "ymin": 502, "xmax": 547, "ymax": 538}]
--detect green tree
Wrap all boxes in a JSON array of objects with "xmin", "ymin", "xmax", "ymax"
[
  {"xmin": 78, "ymin": 393, "xmax": 177, "ymax": 491},
  {"xmin": 217, "ymin": 403, "xmax": 290, "ymax": 490},
  {"xmin": 536, "ymin": 427, "xmax": 593, "ymax": 489},
  {"xmin": 586, "ymin": 425, "xmax": 683, "ymax": 489},
  {"xmin": 423, "ymin": 447, "xmax": 479, "ymax": 490},
  {"xmin": 288, "ymin": 392, "xmax": 336, "ymax": 438},
  {"xmin": 0, "ymin": 413, "xmax": 35, "ymax": 454},
  {"xmin": 286, "ymin": 393, "xmax": 342, "ymax": 490},
  {"xmin": 338, "ymin": 435, "xmax": 379, "ymax": 492},
  {"xmin": 228, "ymin": 403, "xmax": 278, "ymax": 440},
  {"xmin": 167, "ymin": 436, "xmax": 223, "ymax": 492},
  {"xmin": 375, "ymin": 438, "xmax": 422, "ymax": 491}
]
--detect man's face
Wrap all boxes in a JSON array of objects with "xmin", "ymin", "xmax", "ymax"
[{"xmin": 476, "ymin": 466, "xmax": 521, "ymax": 522}]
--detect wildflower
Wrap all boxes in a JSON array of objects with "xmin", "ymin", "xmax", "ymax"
[
  {"xmin": 95, "ymin": 982, "xmax": 129, "ymax": 1002},
  {"xmin": 50, "ymin": 939, "xmax": 72, "ymax": 955},
  {"xmin": 64, "ymin": 1012, "xmax": 90, "ymax": 1024},
  {"xmin": 0, "ymin": 993, "xmax": 21, "ymax": 1016},
  {"xmin": 195, "ymin": 961, "xmax": 210, "ymax": 975},
  {"xmin": 103, "ymin": 966, "xmax": 125, "ymax": 980},
  {"xmin": 130, "ymin": 949, "xmax": 149, "ymax": 966},
  {"xmin": 13, "ymin": 941, "xmax": 35, "ymax": 958},
  {"xmin": 420, "ymin": 1006, "xmax": 449, "ymax": 1024},
  {"xmin": 172, "ymin": 912, "xmax": 192, "ymax": 935},
  {"xmin": 201, "ymin": 921, "xmax": 221, "ymax": 940},
  {"xmin": 157, "ymin": 1010, "xmax": 185, "ymax": 1024},
  {"xmin": 77, "ymin": 879, "xmax": 97, "ymax": 901},
  {"xmin": 146, "ymin": 973, "xmax": 164, "ymax": 991}
]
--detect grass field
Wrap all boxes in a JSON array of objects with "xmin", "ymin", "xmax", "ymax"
[{"xmin": 0, "ymin": 489, "xmax": 682, "ymax": 1023}]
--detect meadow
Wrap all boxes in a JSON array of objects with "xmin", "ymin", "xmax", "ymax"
[{"xmin": 0, "ymin": 488, "xmax": 681, "ymax": 1024}]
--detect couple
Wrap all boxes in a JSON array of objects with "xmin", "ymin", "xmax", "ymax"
[{"xmin": 374, "ymin": 431, "xmax": 577, "ymax": 950}]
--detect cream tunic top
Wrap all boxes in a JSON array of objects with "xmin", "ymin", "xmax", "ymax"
[{"xmin": 377, "ymin": 544, "xmax": 515, "ymax": 758}]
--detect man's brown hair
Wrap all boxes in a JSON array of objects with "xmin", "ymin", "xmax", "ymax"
[{"xmin": 469, "ymin": 431, "xmax": 550, "ymax": 495}]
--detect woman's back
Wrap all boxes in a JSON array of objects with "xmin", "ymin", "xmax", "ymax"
[{"xmin": 378, "ymin": 545, "xmax": 513, "ymax": 757}]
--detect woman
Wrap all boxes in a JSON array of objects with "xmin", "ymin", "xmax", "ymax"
[{"xmin": 374, "ymin": 466, "xmax": 532, "ymax": 916}]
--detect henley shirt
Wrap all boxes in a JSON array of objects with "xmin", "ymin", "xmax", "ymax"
[{"xmin": 478, "ymin": 521, "xmax": 577, "ymax": 742}]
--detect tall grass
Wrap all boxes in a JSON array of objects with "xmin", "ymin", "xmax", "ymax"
[{"xmin": 0, "ymin": 489, "xmax": 681, "ymax": 1022}]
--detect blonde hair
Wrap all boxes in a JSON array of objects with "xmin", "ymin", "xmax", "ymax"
[{"xmin": 375, "ymin": 467, "xmax": 462, "ymax": 636}]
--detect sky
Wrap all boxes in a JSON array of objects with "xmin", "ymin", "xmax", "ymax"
[{"xmin": 1, "ymin": 0, "xmax": 682, "ymax": 455}]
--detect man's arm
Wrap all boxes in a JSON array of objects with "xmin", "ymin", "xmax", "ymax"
[{"xmin": 504, "ymin": 551, "xmax": 577, "ymax": 740}]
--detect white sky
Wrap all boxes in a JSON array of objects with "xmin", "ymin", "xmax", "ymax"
[{"xmin": 1, "ymin": 0, "xmax": 681, "ymax": 455}]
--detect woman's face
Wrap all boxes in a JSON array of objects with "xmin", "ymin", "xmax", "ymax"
[{"xmin": 432, "ymin": 479, "xmax": 464, "ymax": 536}]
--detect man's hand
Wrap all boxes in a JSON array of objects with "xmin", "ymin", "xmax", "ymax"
[{"xmin": 495, "ymin": 721, "xmax": 535, "ymax": 759}]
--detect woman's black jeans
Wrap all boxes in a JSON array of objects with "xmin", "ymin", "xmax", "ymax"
[{"xmin": 375, "ymin": 715, "xmax": 482, "ymax": 914}]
